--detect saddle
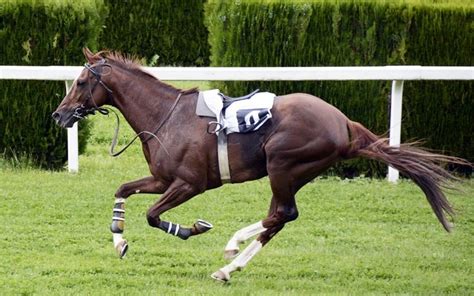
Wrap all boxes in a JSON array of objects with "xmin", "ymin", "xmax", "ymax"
[
  {"xmin": 196, "ymin": 89, "xmax": 274, "ymax": 135},
  {"xmin": 195, "ymin": 88, "xmax": 275, "ymax": 183},
  {"xmin": 221, "ymin": 89, "xmax": 260, "ymax": 110}
]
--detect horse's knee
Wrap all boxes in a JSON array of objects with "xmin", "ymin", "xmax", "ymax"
[
  {"xmin": 115, "ymin": 184, "xmax": 129, "ymax": 198},
  {"xmin": 146, "ymin": 210, "xmax": 160, "ymax": 228}
]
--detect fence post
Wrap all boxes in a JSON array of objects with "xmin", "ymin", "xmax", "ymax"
[
  {"xmin": 387, "ymin": 80, "xmax": 404, "ymax": 183},
  {"xmin": 65, "ymin": 80, "xmax": 79, "ymax": 173}
]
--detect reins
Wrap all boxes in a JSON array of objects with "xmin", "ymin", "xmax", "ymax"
[
  {"xmin": 142, "ymin": 92, "xmax": 183, "ymax": 144},
  {"xmin": 107, "ymin": 91, "xmax": 183, "ymax": 157},
  {"xmin": 107, "ymin": 108, "xmax": 171, "ymax": 157},
  {"xmin": 82, "ymin": 60, "xmax": 184, "ymax": 158}
]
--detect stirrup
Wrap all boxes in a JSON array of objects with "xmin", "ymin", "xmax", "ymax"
[{"xmin": 207, "ymin": 121, "xmax": 225, "ymax": 134}]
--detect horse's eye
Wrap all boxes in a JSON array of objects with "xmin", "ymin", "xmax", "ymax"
[{"xmin": 77, "ymin": 80, "xmax": 86, "ymax": 86}]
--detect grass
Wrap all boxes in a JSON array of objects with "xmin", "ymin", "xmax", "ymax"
[{"xmin": 1, "ymin": 81, "xmax": 473, "ymax": 295}]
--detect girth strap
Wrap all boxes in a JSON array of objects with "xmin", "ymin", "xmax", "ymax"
[{"xmin": 218, "ymin": 132, "xmax": 231, "ymax": 183}]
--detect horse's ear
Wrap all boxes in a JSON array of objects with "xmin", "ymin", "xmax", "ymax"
[{"xmin": 83, "ymin": 47, "xmax": 95, "ymax": 63}]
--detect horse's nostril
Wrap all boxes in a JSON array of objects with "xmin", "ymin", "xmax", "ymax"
[{"xmin": 52, "ymin": 112, "xmax": 61, "ymax": 121}]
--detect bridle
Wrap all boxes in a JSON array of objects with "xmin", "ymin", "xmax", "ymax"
[
  {"xmin": 75, "ymin": 59, "xmax": 184, "ymax": 157},
  {"xmin": 73, "ymin": 59, "xmax": 113, "ymax": 120}
]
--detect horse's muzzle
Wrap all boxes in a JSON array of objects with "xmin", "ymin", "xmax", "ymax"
[{"xmin": 52, "ymin": 109, "xmax": 78, "ymax": 128}]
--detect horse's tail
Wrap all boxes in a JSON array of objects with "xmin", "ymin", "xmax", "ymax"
[{"xmin": 344, "ymin": 120, "xmax": 471, "ymax": 232}]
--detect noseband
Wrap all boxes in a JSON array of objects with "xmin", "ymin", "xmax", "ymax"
[{"xmin": 73, "ymin": 59, "xmax": 113, "ymax": 119}]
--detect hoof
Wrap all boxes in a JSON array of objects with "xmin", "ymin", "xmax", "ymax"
[
  {"xmin": 115, "ymin": 240, "xmax": 128, "ymax": 259},
  {"xmin": 194, "ymin": 219, "xmax": 213, "ymax": 234},
  {"xmin": 211, "ymin": 269, "xmax": 230, "ymax": 283},
  {"xmin": 224, "ymin": 249, "xmax": 239, "ymax": 260}
]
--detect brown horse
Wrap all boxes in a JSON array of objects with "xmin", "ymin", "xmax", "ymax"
[{"xmin": 53, "ymin": 48, "xmax": 468, "ymax": 282}]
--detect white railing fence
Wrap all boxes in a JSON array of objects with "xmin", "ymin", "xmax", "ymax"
[{"xmin": 1, "ymin": 66, "xmax": 472, "ymax": 182}]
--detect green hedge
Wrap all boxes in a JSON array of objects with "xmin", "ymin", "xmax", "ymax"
[
  {"xmin": 0, "ymin": 0, "xmax": 105, "ymax": 169},
  {"xmin": 206, "ymin": 0, "xmax": 473, "ymax": 177},
  {"xmin": 100, "ymin": 0, "xmax": 209, "ymax": 66}
]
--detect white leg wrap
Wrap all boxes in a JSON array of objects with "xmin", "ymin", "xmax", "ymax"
[
  {"xmin": 221, "ymin": 240, "xmax": 263, "ymax": 275},
  {"xmin": 111, "ymin": 198, "xmax": 128, "ymax": 258},
  {"xmin": 113, "ymin": 233, "xmax": 124, "ymax": 248},
  {"xmin": 116, "ymin": 197, "xmax": 126, "ymax": 203},
  {"xmin": 225, "ymin": 221, "xmax": 266, "ymax": 252}
]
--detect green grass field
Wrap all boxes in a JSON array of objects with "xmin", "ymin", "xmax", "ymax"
[{"xmin": 1, "ymin": 81, "xmax": 473, "ymax": 295}]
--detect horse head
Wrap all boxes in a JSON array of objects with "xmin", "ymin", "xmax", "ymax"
[{"xmin": 52, "ymin": 48, "xmax": 112, "ymax": 128}]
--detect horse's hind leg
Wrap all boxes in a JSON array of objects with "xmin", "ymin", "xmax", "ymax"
[
  {"xmin": 222, "ymin": 197, "xmax": 279, "ymax": 259},
  {"xmin": 212, "ymin": 175, "xmax": 298, "ymax": 282},
  {"xmin": 223, "ymin": 220, "xmax": 266, "ymax": 260}
]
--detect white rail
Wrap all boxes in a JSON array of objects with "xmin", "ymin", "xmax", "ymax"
[
  {"xmin": 1, "ymin": 66, "xmax": 473, "ymax": 181},
  {"xmin": 1, "ymin": 65, "xmax": 472, "ymax": 81}
]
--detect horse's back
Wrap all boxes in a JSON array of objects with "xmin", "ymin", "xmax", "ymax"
[{"xmin": 271, "ymin": 93, "xmax": 350, "ymax": 146}]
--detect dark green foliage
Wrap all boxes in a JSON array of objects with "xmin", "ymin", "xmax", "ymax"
[
  {"xmin": 0, "ymin": 0, "xmax": 105, "ymax": 169},
  {"xmin": 100, "ymin": 0, "xmax": 209, "ymax": 66},
  {"xmin": 206, "ymin": 0, "xmax": 473, "ymax": 177}
]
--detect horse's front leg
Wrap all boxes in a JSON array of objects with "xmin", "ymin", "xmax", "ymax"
[
  {"xmin": 115, "ymin": 176, "xmax": 167, "ymax": 198},
  {"xmin": 146, "ymin": 179, "xmax": 213, "ymax": 240},
  {"xmin": 111, "ymin": 176, "xmax": 166, "ymax": 258}
]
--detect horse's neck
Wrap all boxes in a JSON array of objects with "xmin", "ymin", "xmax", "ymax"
[{"xmin": 110, "ymin": 74, "xmax": 180, "ymax": 134}]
